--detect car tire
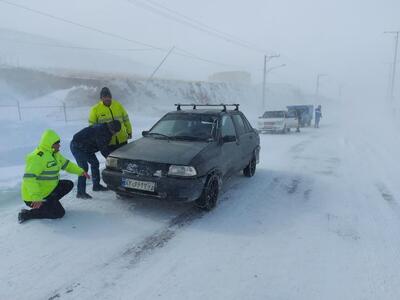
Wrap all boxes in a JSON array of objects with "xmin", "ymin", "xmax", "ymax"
[
  {"xmin": 196, "ymin": 175, "xmax": 219, "ymax": 211},
  {"xmin": 243, "ymin": 154, "xmax": 256, "ymax": 177}
]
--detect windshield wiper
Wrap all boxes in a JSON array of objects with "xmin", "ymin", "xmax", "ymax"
[
  {"xmin": 148, "ymin": 132, "xmax": 171, "ymax": 140},
  {"xmin": 172, "ymin": 135, "xmax": 209, "ymax": 141}
]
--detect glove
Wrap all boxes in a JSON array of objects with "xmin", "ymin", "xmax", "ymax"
[{"xmin": 81, "ymin": 171, "xmax": 91, "ymax": 179}]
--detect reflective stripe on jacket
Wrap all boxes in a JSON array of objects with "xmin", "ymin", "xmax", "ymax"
[
  {"xmin": 88, "ymin": 100, "xmax": 132, "ymax": 145},
  {"xmin": 21, "ymin": 129, "xmax": 84, "ymax": 201}
]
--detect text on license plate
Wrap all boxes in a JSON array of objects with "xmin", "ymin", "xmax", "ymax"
[{"xmin": 121, "ymin": 178, "xmax": 155, "ymax": 192}]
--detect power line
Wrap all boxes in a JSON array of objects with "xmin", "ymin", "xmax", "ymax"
[
  {"xmin": 0, "ymin": 0, "xmax": 259, "ymax": 71},
  {"xmin": 126, "ymin": 0, "xmax": 271, "ymax": 54},
  {"xmin": 0, "ymin": 37, "xmax": 155, "ymax": 52},
  {"xmin": 0, "ymin": 0, "xmax": 164, "ymax": 50},
  {"xmin": 174, "ymin": 47, "xmax": 256, "ymax": 70},
  {"xmin": 143, "ymin": 0, "xmax": 269, "ymax": 53}
]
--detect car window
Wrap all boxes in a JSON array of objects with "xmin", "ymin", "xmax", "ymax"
[
  {"xmin": 232, "ymin": 114, "xmax": 246, "ymax": 136},
  {"xmin": 262, "ymin": 111, "xmax": 285, "ymax": 118},
  {"xmin": 240, "ymin": 114, "xmax": 253, "ymax": 132},
  {"xmin": 221, "ymin": 115, "xmax": 236, "ymax": 137}
]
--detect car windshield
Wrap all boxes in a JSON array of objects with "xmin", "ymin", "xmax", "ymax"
[
  {"xmin": 149, "ymin": 113, "xmax": 218, "ymax": 141},
  {"xmin": 262, "ymin": 111, "xmax": 285, "ymax": 118}
]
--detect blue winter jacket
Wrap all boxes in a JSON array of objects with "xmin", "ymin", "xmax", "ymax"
[{"xmin": 71, "ymin": 124, "xmax": 113, "ymax": 157}]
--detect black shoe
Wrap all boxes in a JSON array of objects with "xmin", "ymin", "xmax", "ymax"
[
  {"xmin": 18, "ymin": 209, "xmax": 31, "ymax": 224},
  {"xmin": 92, "ymin": 184, "xmax": 109, "ymax": 192},
  {"xmin": 76, "ymin": 192, "xmax": 93, "ymax": 199}
]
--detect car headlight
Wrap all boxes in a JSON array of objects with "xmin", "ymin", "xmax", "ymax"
[
  {"xmin": 106, "ymin": 157, "xmax": 119, "ymax": 169},
  {"xmin": 168, "ymin": 165, "xmax": 197, "ymax": 177}
]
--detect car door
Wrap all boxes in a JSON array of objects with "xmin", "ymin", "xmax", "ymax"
[
  {"xmin": 286, "ymin": 111, "xmax": 299, "ymax": 128},
  {"xmin": 231, "ymin": 113, "xmax": 256, "ymax": 170},
  {"xmin": 220, "ymin": 114, "xmax": 240, "ymax": 178}
]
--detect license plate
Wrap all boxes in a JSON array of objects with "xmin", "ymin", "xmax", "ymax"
[{"xmin": 121, "ymin": 178, "xmax": 155, "ymax": 192}]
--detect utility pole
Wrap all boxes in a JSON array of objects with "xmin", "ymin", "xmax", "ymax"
[
  {"xmin": 262, "ymin": 54, "xmax": 280, "ymax": 109},
  {"xmin": 384, "ymin": 31, "xmax": 399, "ymax": 102},
  {"xmin": 315, "ymin": 73, "xmax": 327, "ymax": 103},
  {"xmin": 148, "ymin": 46, "xmax": 175, "ymax": 81}
]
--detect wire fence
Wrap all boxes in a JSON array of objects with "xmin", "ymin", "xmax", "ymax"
[{"xmin": 0, "ymin": 102, "xmax": 91, "ymax": 122}]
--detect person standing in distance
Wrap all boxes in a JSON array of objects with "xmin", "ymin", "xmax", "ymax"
[
  {"xmin": 89, "ymin": 87, "xmax": 132, "ymax": 154},
  {"xmin": 315, "ymin": 105, "xmax": 322, "ymax": 128}
]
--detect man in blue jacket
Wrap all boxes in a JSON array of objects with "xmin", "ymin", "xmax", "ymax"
[{"xmin": 70, "ymin": 120, "xmax": 121, "ymax": 199}]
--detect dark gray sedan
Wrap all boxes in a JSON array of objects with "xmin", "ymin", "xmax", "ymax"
[{"xmin": 102, "ymin": 104, "xmax": 260, "ymax": 210}]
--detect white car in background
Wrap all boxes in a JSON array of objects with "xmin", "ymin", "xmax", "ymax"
[{"xmin": 257, "ymin": 110, "xmax": 299, "ymax": 133}]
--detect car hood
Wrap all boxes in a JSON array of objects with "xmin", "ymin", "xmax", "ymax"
[{"xmin": 110, "ymin": 137, "xmax": 210, "ymax": 165}]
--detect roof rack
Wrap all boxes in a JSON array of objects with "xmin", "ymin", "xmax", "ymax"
[{"xmin": 174, "ymin": 103, "xmax": 240, "ymax": 112}]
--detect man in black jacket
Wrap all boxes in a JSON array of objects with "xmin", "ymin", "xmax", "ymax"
[{"xmin": 70, "ymin": 120, "xmax": 121, "ymax": 199}]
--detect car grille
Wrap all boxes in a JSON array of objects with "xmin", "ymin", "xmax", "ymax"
[{"xmin": 120, "ymin": 160, "xmax": 169, "ymax": 178}]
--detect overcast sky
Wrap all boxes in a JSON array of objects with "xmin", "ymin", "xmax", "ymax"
[{"xmin": 1, "ymin": 0, "xmax": 400, "ymax": 100}]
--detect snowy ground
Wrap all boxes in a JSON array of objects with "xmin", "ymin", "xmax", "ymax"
[{"xmin": 1, "ymin": 104, "xmax": 400, "ymax": 300}]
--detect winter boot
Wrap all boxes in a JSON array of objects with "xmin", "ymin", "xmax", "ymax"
[
  {"xmin": 92, "ymin": 184, "xmax": 109, "ymax": 192},
  {"xmin": 18, "ymin": 209, "xmax": 31, "ymax": 224},
  {"xmin": 76, "ymin": 192, "xmax": 93, "ymax": 199}
]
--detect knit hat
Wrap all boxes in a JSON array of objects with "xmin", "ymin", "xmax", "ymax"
[
  {"xmin": 100, "ymin": 87, "xmax": 112, "ymax": 98},
  {"xmin": 108, "ymin": 120, "xmax": 121, "ymax": 133}
]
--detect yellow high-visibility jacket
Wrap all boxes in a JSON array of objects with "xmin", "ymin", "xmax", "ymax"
[
  {"xmin": 21, "ymin": 129, "xmax": 83, "ymax": 202},
  {"xmin": 88, "ymin": 100, "xmax": 132, "ymax": 145}
]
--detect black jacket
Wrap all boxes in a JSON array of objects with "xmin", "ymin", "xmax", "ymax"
[{"xmin": 72, "ymin": 124, "xmax": 113, "ymax": 157}]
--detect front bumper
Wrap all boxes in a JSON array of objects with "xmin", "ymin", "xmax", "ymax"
[
  {"xmin": 258, "ymin": 125, "xmax": 284, "ymax": 132},
  {"xmin": 102, "ymin": 168, "xmax": 206, "ymax": 202}
]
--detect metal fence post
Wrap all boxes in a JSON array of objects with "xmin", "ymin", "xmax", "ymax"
[
  {"xmin": 62, "ymin": 102, "xmax": 67, "ymax": 123},
  {"xmin": 17, "ymin": 100, "xmax": 22, "ymax": 121}
]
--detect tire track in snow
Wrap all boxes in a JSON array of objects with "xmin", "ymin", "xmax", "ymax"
[{"xmin": 45, "ymin": 176, "xmax": 245, "ymax": 299}]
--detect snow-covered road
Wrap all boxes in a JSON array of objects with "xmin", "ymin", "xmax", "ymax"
[{"xmin": 1, "ymin": 112, "xmax": 400, "ymax": 300}]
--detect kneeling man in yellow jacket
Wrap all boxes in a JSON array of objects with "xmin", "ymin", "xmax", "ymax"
[{"xmin": 19, "ymin": 129, "xmax": 89, "ymax": 223}]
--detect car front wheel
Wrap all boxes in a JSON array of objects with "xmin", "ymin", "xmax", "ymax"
[
  {"xmin": 243, "ymin": 154, "xmax": 256, "ymax": 177},
  {"xmin": 196, "ymin": 175, "xmax": 219, "ymax": 211}
]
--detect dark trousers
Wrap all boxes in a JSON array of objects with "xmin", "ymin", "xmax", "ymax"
[
  {"xmin": 70, "ymin": 141, "xmax": 100, "ymax": 194},
  {"xmin": 24, "ymin": 180, "xmax": 73, "ymax": 219}
]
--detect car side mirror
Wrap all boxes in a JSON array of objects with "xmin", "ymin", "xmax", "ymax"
[
  {"xmin": 222, "ymin": 135, "xmax": 236, "ymax": 143},
  {"xmin": 142, "ymin": 130, "xmax": 149, "ymax": 137}
]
